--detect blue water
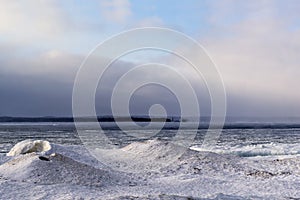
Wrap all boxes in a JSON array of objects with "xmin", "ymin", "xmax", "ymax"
[{"xmin": 1, "ymin": 122, "xmax": 300, "ymax": 156}]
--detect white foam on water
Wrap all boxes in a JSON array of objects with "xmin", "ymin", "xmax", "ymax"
[{"xmin": 191, "ymin": 143, "xmax": 300, "ymax": 157}]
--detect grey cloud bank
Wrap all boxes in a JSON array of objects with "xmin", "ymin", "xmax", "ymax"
[{"xmin": 0, "ymin": 48, "xmax": 299, "ymax": 117}]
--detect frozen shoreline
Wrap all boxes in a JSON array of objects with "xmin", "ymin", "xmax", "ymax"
[{"xmin": 0, "ymin": 140, "xmax": 300, "ymax": 199}]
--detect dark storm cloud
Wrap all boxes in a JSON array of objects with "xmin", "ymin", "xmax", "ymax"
[
  {"xmin": 0, "ymin": 74, "xmax": 73, "ymax": 116},
  {"xmin": 0, "ymin": 49, "xmax": 212, "ymax": 117},
  {"xmin": 0, "ymin": 48, "xmax": 299, "ymax": 118}
]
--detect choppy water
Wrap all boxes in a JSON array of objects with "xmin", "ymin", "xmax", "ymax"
[{"xmin": 1, "ymin": 122, "xmax": 300, "ymax": 157}]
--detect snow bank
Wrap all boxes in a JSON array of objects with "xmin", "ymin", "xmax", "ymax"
[
  {"xmin": 1, "ymin": 149, "xmax": 135, "ymax": 186},
  {"xmin": 94, "ymin": 139, "xmax": 188, "ymax": 173},
  {"xmin": 7, "ymin": 140, "xmax": 51, "ymax": 156},
  {"xmin": 1, "ymin": 139, "xmax": 300, "ymax": 199}
]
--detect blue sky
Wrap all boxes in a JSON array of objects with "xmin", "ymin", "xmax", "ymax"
[
  {"xmin": 0, "ymin": 0, "xmax": 216, "ymax": 53},
  {"xmin": 0, "ymin": 0, "xmax": 300, "ymax": 117}
]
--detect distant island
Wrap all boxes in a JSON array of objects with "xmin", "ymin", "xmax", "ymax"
[{"xmin": 0, "ymin": 116, "xmax": 181, "ymax": 123}]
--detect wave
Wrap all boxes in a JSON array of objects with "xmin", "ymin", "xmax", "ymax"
[{"xmin": 191, "ymin": 143, "xmax": 300, "ymax": 157}]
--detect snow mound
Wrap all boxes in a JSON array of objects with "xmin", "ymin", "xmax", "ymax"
[
  {"xmin": 94, "ymin": 139, "xmax": 243, "ymax": 176},
  {"xmin": 94, "ymin": 139, "xmax": 188, "ymax": 173},
  {"xmin": 122, "ymin": 139, "xmax": 186, "ymax": 158},
  {"xmin": 0, "ymin": 152, "xmax": 134, "ymax": 186},
  {"xmin": 7, "ymin": 140, "xmax": 51, "ymax": 156},
  {"xmin": 47, "ymin": 143, "xmax": 110, "ymax": 169}
]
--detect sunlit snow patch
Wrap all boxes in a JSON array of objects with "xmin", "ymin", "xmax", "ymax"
[{"xmin": 7, "ymin": 139, "xmax": 51, "ymax": 156}]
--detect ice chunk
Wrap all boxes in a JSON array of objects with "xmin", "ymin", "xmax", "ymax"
[{"xmin": 7, "ymin": 139, "xmax": 51, "ymax": 156}]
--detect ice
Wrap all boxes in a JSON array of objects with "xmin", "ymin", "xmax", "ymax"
[
  {"xmin": 191, "ymin": 143, "xmax": 300, "ymax": 157},
  {"xmin": 0, "ymin": 139, "xmax": 300, "ymax": 199},
  {"xmin": 7, "ymin": 139, "xmax": 51, "ymax": 156}
]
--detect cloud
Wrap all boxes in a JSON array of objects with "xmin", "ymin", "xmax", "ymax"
[
  {"xmin": 0, "ymin": 73, "xmax": 73, "ymax": 117},
  {"xmin": 0, "ymin": 45, "xmax": 210, "ymax": 117},
  {"xmin": 0, "ymin": 47, "xmax": 82, "ymax": 84},
  {"xmin": 100, "ymin": 0, "xmax": 132, "ymax": 24},
  {"xmin": 0, "ymin": 0, "xmax": 300, "ymax": 117},
  {"xmin": 0, "ymin": 0, "xmax": 105, "ymax": 49},
  {"xmin": 131, "ymin": 16, "xmax": 164, "ymax": 27},
  {"xmin": 199, "ymin": 0, "xmax": 300, "ymax": 116},
  {"xmin": 0, "ymin": 0, "xmax": 69, "ymax": 41}
]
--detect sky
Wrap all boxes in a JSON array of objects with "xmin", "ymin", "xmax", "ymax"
[{"xmin": 0, "ymin": 0, "xmax": 300, "ymax": 117}]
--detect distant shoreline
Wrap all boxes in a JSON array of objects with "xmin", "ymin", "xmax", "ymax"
[
  {"xmin": 1, "ymin": 116, "xmax": 300, "ymax": 130},
  {"xmin": 0, "ymin": 116, "xmax": 181, "ymax": 123}
]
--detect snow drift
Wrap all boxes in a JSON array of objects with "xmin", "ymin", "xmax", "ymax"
[{"xmin": 1, "ymin": 151, "xmax": 136, "ymax": 186}]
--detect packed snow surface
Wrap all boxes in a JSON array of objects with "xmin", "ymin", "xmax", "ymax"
[{"xmin": 0, "ymin": 139, "xmax": 300, "ymax": 199}]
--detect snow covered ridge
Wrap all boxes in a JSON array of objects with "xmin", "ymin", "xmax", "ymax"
[
  {"xmin": 1, "ymin": 140, "xmax": 139, "ymax": 187},
  {"xmin": 1, "ymin": 139, "xmax": 300, "ymax": 199}
]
